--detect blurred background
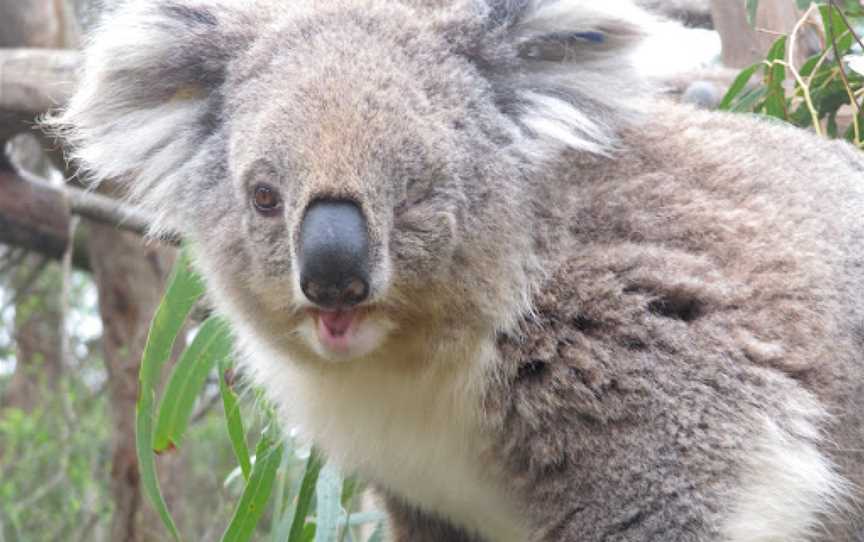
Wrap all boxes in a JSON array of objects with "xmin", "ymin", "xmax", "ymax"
[{"xmin": 0, "ymin": 1, "xmax": 840, "ymax": 541}]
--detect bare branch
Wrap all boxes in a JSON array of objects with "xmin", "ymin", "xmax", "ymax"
[
  {"xmin": 0, "ymin": 172, "xmax": 177, "ymax": 271},
  {"xmin": 64, "ymin": 184, "xmax": 156, "ymax": 239},
  {"xmin": 0, "ymin": 48, "xmax": 80, "ymax": 114}
]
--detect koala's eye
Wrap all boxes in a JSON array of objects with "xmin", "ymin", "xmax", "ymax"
[{"xmin": 252, "ymin": 184, "xmax": 282, "ymax": 216}]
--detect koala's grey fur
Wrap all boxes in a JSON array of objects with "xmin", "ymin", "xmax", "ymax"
[{"xmin": 51, "ymin": 0, "xmax": 864, "ymax": 540}]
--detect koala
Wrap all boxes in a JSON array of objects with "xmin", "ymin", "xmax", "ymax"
[{"xmin": 52, "ymin": 0, "xmax": 864, "ymax": 540}]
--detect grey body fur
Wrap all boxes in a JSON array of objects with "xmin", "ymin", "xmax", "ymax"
[{"xmin": 52, "ymin": 0, "xmax": 864, "ymax": 540}]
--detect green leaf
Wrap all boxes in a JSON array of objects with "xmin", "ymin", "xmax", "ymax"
[
  {"xmin": 314, "ymin": 463, "xmax": 343, "ymax": 542},
  {"xmin": 812, "ymin": 79, "xmax": 853, "ymax": 116},
  {"xmin": 219, "ymin": 358, "xmax": 252, "ymax": 481},
  {"xmin": 731, "ymin": 87, "xmax": 768, "ymax": 113},
  {"xmin": 843, "ymin": 0, "xmax": 864, "ymax": 16},
  {"xmin": 154, "ymin": 317, "xmax": 233, "ymax": 452},
  {"xmin": 288, "ymin": 449, "xmax": 325, "ymax": 542},
  {"xmin": 827, "ymin": 111, "xmax": 839, "ymax": 137},
  {"xmin": 719, "ymin": 64, "xmax": 759, "ymax": 111},
  {"xmin": 300, "ymin": 523, "xmax": 317, "ymax": 542},
  {"xmin": 765, "ymin": 36, "xmax": 786, "ymax": 61},
  {"xmin": 798, "ymin": 54, "xmax": 821, "ymax": 78},
  {"xmin": 270, "ymin": 444, "xmax": 301, "ymax": 542},
  {"xmin": 136, "ymin": 248, "xmax": 206, "ymax": 542},
  {"xmin": 764, "ymin": 36, "xmax": 788, "ymax": 119},
  {"xmin": 746, "ymin": 0, "xmax": 759, "ymax": 25},
  {"xmin": 221, "ymin": 436, "xmax": 285, "ymax": 542},
  {"xmin": 820, "ymin": 4, "xmax": 849, "ymax": 48}
]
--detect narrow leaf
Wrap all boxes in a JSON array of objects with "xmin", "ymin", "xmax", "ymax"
[
  {"xmin": 288, "ymin": 449, "xmax": 325, "ymax": 542},
  {"xmin": 719, "ymin": 64, "xmax": 759, "ymax": 111},
  {"xmin": 314, "ymin": 463, "xmax": 343, "ymax": 542},
  {"xmin": 154, "ymin": 317, "xmax": 233, "ymax": 452},
  {"xmin": 221, "ymin": 436, "xmax": 285, "ymax": 542},
  {"xmin": 220, "ymin": 358, "xmax": 252, "ymax": 481},
  {"xmin": 300, "ymin": 523, "xmax": 317, "ymax": 542},
  {"xmin": 764, "ymin": 37, "xmax": 788, "ymax": 119},
  {"xmin": 731, "ymin": 87, "xmax": 768, "ymax": 113},
  {"xmin": 136, "ymin": 248, "xmax": 205, "ymax": 542},
  {"xmin": 820, "ymin": 4, "xmax": 849, "ymax": 49}
]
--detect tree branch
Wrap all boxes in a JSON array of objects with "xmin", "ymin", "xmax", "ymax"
[
  {"xmin": 0, "ymin": 48, "xmax": 179, "ymax": 271},
  {"xmin": 0, "ymin": 48, "xmax": 80, "ymax": 114},
  {"xmin": 0, "ymin": 172, "xmax": 175, "ymax": 271}
]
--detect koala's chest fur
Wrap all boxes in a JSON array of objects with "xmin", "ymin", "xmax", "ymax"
[{"xmin": 272, "ymin": 337, "xmax": 530, "ymax": 542}]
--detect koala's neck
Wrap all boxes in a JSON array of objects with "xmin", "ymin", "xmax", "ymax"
[{"xmin": 279, "ymin": 326, "xmax": 529, "ymax": 542}]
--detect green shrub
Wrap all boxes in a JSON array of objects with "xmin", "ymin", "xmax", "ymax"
[{"xmin": 723, "ymin": 0, "xmax": 864, "ymax": 148}]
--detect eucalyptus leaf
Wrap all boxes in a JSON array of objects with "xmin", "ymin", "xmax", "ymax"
[
  {"xmin": 315, "ymin": 462, "xmax": 343, "ymax": 542},
  {"xmin": 135, "ymin": 247, "xmax": 205, "ymax": 542},
  {"xmin": 220, "ymin": 357, "xmax": 252, "ymax": 481},
  {"xmin": 221, "ymin": 436, "xmax": 284, "ymax": 542},
  {"xmin": 154, "ymin": 317, "xmax": 233, "ymax": 452},
  {"xmin": 288, "ymin": 449, "xmax": 325, "ymax": 542}
]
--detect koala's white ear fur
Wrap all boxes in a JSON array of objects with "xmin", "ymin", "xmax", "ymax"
[
  {"xmin": 49, "ymin": 0, "xmax": 259, "ymax": 235},
  {"xmin": 473, "ymin": 0, "xmax": 655, "ymax": 156}
]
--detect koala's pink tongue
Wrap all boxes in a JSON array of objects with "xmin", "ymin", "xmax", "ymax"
[{"xmin": 318, "ymin": 310, "xmax": 356, "ymax": 338}]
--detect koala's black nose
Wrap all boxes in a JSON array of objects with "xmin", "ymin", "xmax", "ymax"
[{"xmin": 298, "ymin": 199, "xmax": 371, "ymax": 308}]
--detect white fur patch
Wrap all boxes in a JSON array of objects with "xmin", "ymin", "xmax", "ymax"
[
  {"xmin": 241, "ymin": 327, "xmax": 530, "ymax": 542},
  {"xmin": 722, "ymin": 400, "xmax": 850, "ymax": 542},
  {"xmin": 295, "ymin": 312, "xmax": 397, "ymax": 362},
  {"xmin": 520, "ymin": 91, "xmax": 613, "ymax": 155}
]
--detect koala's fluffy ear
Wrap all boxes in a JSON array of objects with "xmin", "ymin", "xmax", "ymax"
[
  {"xmin": 49, "ymin": 0, "xmax": 262, "ymax": 235},
  {"xmin": 457, "ymin": 0, "xmax": 654, "ymax": 156}
]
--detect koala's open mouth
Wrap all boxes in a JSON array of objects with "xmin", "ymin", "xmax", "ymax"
[
  {"xmin": 311, "ymin": 308, "xmax": 365, "ymax": 354},
  {"xmin": 302, "ymin": 307, "xmax": 394, "ymax": 361}
]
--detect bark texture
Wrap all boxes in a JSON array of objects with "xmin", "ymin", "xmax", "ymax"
[
  {"xmin": 86, "ymin": 220, "xmax": 182, "ymax": 542},
  {"xmin": 0, "ymin": 0, "xmax": 65, "ymax": 48},
  {"xmin": 710, "ymin": 0, "xmax": 817, "ymax": 68}
]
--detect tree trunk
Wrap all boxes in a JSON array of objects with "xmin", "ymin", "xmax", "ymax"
[
  {"xmin": 0, "ymin": 0, "xmax": 64, "ymax": 48},
  {"xmin": 711, "ymin": 0, "xmax": 816, "ymax": 68},
  {"xmin": 85, "ymin": 221, "xmax": 184, "ymax": 542}
]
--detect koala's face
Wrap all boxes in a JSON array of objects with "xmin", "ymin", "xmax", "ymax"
[
  {"xmin": 198, "ymin": 6, "xmax": 506, "ymax": 362},
  {"xmin": 58, "ymin": 0, "xmax": 645, "ymax": 363}
]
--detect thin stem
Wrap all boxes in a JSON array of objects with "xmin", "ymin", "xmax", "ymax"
[
  {"xmin": 786, "ymin": 5, "xmax": 824, "ymax": 136},
  {"xmin": 828, "ymin": 0, "xmax": 862, "ymax": 144},
  {"xmin": 766, "ymin": 59, "xmax": 823, "ymax": 136}
]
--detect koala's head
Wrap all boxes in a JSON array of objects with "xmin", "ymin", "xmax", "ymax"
[{"xmin": 54, "ymin": 0, "xmax": 649, "ymax": 363}]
